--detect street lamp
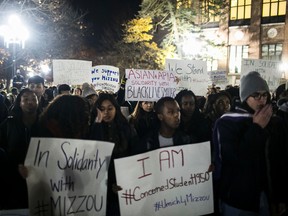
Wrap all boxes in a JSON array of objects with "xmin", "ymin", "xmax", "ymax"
[{"xmin": 0, "ymin": 14, "xmax": 29, "ymax": 80}]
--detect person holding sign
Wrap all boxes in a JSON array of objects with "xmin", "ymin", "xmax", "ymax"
[
  {"xmin": 89, "ymin": 92, "xmax": 139, "ymax": 216},
  {"xmin": 213, "ymin": 71, "xmax": 288, "ymax": 216},
  {"xmin": 0, "ymin": 88, "xmax": 39, "ymax": 209}
]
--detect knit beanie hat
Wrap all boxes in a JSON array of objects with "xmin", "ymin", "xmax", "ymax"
[
  {"xmin": 240, "ymin": 71, "xmax": 269, "ymax": 102},
  {"xmin": 81, "ymin": 83, "xmax": 96, "ymax": 98}
]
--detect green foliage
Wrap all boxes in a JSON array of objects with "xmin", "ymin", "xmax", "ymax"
[{"xmin": 119, "ymin": 0, "xmax": 228, "ymax": 69}]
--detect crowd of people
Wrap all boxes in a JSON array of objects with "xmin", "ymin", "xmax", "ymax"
[{"xmin": 0, "ymin": 71, "xmax": 287, "ymax": 216}]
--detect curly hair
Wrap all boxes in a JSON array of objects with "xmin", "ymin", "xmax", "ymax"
[{"xmin": 40, "ymin": 95, "xmax": 90, "ymax": 138}]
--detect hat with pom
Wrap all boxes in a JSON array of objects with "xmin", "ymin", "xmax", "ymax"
[
  {"xmin": 240, "ymin": 71, "xmax": 269, "ymax": 102},
  {"xmin": 81, "ymin": 83, "xmax": 96, "ymax": 98}
]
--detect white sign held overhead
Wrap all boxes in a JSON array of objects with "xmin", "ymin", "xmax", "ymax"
[
  {"xmin": 25, "ymin": 137, "xmax": 114, "ymax": 216},
  {"xmin": 91, "ymin": 65, "xmax": 120, "ymax": 93},
  {"xmin": 208, "ymin": 70, "xmax": 229, "ymax": 90},
  {"xmin": 115, "ymin": 142, "xmax": 213, "ymax": 216},
  {"xmin": 165, "ymin": 59, "xmax": 211, "ymax": 96},
  {"xmin": 241, "ymin": 58, "xmax": 283, "ymax": 91},
  {"xmin": 53, "ymin": 59, "xmax": 92, "ymax": 85}
]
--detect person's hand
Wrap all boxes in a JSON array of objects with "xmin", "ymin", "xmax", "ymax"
[
  {"xmin": 95, "ymin": 108, "xmax": 103, "ymax": 123},
  {"xmin": 18, "ymin": 164, "xmax": 28, "ymax": 179},
  {"xmin": 112, "ymin": 184, "xmax": 122, "ymax": 194},
  {"xmin": 253, "ymin": 104, "xmax": 272, "ymax": 128}
]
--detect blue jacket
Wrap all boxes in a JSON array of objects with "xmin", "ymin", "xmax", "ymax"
[{"xmin": 213, "ymin": 105, "xmax": 288, "ymax": 212}]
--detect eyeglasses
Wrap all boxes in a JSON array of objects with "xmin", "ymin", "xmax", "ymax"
[{"xmin": 250, "ymin": 92, "xmax": 269, "ymax": 100}]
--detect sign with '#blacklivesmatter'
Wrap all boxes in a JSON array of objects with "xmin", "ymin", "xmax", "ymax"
[
  {"xmin": 125, "ymin": 69, "xmax": 177, "ymax": 101},
  {"xmin": 24, "ymin": 138, "xmax": 114, "ymax": 216},
  {"xmin": 115, "ymin": 142, "xmax": 213, "ymax": 216}
]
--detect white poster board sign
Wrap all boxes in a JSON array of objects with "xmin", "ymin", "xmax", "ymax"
[
  {"xmin": 53, "ymin": 59, "xmax": 92, "ymax": 85},
  {"xmin": 24, "ymin": 138, "xmax": 114, "ymax": 216},
  {"xmin": 241, "ymin": 58, "xmax": 283, "ymax": 90},
  {"xmin": 115, "ymin": 142, "xmax": 213, "ymax": 216},
  {"xmin": 165, "ymin": 59, "xmax": 211, "ymax": 96},
  {"xmin": 208, "ymin": 70, "xmax": 229, "ymax": 90},
  {"xmin": 125, "ymin": 69, "xmax": 177, "ymax": 101},
  {"xmin": 91, "ymin": 65, "xmax": 120, "ymax": 93}
]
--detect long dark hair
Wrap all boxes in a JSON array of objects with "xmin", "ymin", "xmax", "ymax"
[
  {"xmin": 40, "ymin": 95, "xmax": 90, "ymax": 138},
  {"xmin": 95, "ymin": 93, "xmax": 128, "ymax": 126}
]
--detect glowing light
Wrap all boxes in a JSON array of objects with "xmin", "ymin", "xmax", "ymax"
[
  {"xmin": 40, "ymin": 64, "xmax": 50, "ymax": 74},
  {"xmin": 28, "ymin": 72, "xmax": 34, "ymax": 77}
]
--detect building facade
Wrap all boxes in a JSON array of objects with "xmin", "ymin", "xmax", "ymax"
[{"xmin": 200, "ymin": 0, "xmax": 288, "ymax": 85}]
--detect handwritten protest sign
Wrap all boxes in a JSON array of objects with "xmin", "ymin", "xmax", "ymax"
[
  {"xmin": 125, "ymin": 69, "xmax": 177, "ymax": 101},
  {"xmin": 241, "ymin": 58, "xmax": 283, "ymax": 90},
  {"xmin": 208, "ymin": 70, "xmax": 229, "ymax": 90},
  {"xmin": 115, "ymin": 142, "xmax": 213, "ymax": 216},
  {"xmin": 24, "ymin": 138, "xmax": 114, "ymax": 216},
  {"xmin": 165, "ymin": 59, "xmax": 211, "ymax": 96},
  {"xmin": 91, "ymin": 65, "xmax": 120, "ymax": 92},
  {"xmin": 53, "ymin": 59, "xmax": 92, "ymax": 85}
]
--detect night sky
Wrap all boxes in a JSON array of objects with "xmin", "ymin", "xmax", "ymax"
[{"xmin": 70, "ymin": 0, "xmax": 142, "ymax": 49}]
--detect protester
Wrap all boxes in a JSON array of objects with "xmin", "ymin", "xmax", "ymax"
[
  {"xmin": 12, "ymin": 69, "xmax": 25, "ymax": 90},
  {"xmin": 57, "ymin": 84, "xmax": 71, "ymax": 95},
  {"xmin": 7, "ymin": 87, "xmax": 18, "ymax": 108},
  {"xmin": 39, "ymin": 94, "xmax": 90, "ymax": 139},
  {"xmin": 28, "ymin": 75, "xmax": 49, "ymax": 113},
  {"xmin": 213, "ymin": 71, "xmax": 288, "ymax": 216},
  {"xmin": 175, "ymin": 89, "xmax": 210, "ymax": 142},
  {"xmin": 0, "ymin": 88, "xmax": 39, "ymax": 209},
  {"xmin": 89, "ymin": 92, "xmax": 138, "ymax": 216},
  {"xmin": 0, "ymin": 93, "xmax": 8, "ymax": 124},
  {"xmin": 136, "ymin": 96, "xmax": 197, "ymax": 154},
  {"xmin": 73, "ymin": 87, "xmax": 82, "ymax": 96},
  {"xmin": 129, "ymin": 101, "xmax": 158, "ymax": 139},
  {"xmin": 203, "ymin": 91, "xmax": 232, "ymax": 133}
]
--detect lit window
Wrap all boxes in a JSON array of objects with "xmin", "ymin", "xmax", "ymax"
[
  {"xmin": 202, "ymin": 0, "xmax": 220, "ymax": 22},
  {"xmin": 230, "ymin": 0, "xmax": 251, "ymax": 20},
  {"xmin": 262, "ymin": 0, "xmax": 286, "ymax": 17},
  {"xmin": 229, "ymin": 45, "xmax": 249, "ymax": 73},
  {"xmin": 261, "ymin": 44, "xmax": 282, "ymax": 60}
]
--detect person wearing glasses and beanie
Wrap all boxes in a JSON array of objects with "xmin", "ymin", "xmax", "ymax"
[{"xmin": 213, "ymin": 71, "xmax": 288, "ymax": 216}]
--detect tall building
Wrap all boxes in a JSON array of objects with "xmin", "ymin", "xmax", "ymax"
[{"xmin": 199, "ymin": 0, "xmax": 287, "ymax": 84}]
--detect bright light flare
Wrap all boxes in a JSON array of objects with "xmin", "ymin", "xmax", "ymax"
[{"xmin": 40, "ymin": 64, "xmax": 50, "ymax": 74}]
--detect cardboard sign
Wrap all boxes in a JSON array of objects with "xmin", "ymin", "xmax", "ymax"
[
  {"xmin": 115, "ymin": 142, "xmax": 213, "ymax": 216},
  {"xmin": 53, "ymin": 59, "xmax": 92, "ymax": 85},
  {"xmin": 241, "ymin": 58, "xmax": 283, "ymax": 90},
  {"xmin": 165, "ymin": 59, "xmax": 211, "ymax": 96},
  {"xmin": 24, "ymin": 138, "xmax": 114, "ymax": 216},
  {"xmin": 91, "ymin": 65, "xmax": 120, "ymax": 93},
  {"xmin": 125, "ymin": 69, "xmax": 177, "ymax": 101}
]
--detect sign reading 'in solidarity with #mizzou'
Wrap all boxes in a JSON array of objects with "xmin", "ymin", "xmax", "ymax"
[
  {"xmin": 24, "ymin": 138, "xmax": 114, "ymax": 216},
  {"xmin": 115, "ymin": 142, "xmax": 213, "ymax": 216}
]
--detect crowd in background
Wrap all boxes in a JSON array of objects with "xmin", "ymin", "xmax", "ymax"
[{"xmin": 0, "ymin": 72, "xmax": 287, "ymax": 216}]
